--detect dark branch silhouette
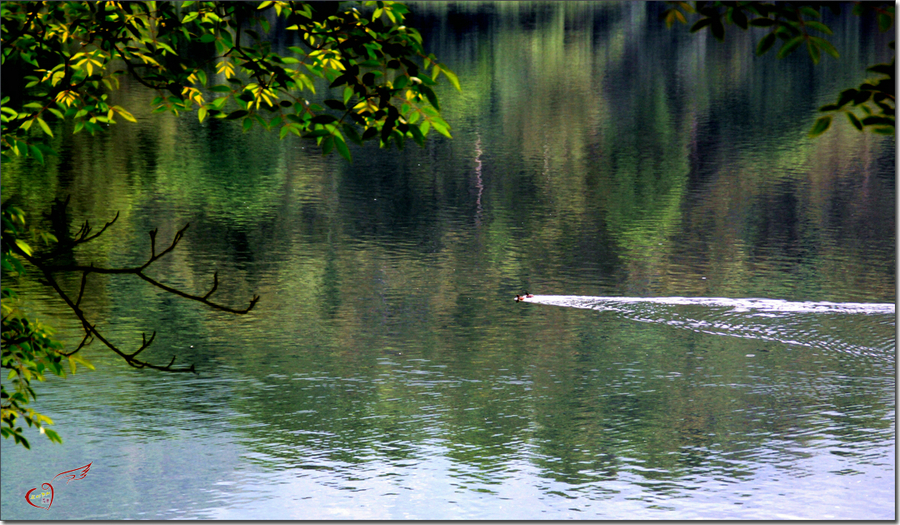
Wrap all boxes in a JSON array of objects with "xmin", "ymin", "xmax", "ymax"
[{"xmin": 21, "ymin": 208, "xmax": 258, "ymax": 373}]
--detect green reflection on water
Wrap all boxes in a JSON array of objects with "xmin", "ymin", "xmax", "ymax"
[{"xmin": 1, "ymin": 1, "xmax": 894, "ymax": 520}]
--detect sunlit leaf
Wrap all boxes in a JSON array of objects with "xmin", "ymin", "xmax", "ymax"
[
  {"xmin": 36, "ymin": 117, "xmax": 53, "ymax": 138},
  {"xmin": 113, "ymin": 106, "xmax": 137, "ymax": 123},
  {"xmin": 14, "ymin": 239, "xmax": 33, "ymax": 256}
]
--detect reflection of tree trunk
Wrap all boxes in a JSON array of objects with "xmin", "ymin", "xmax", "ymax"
[
  {"xmin": 474, "ymin": 134, "xmax": 484, "ymax": 227},
  {"xmin": 47, "ymin": 195, "xmax": 73, "ymax": 245},
  {"xmin": 861, "ymin": 133, "xmax": 871, "ymax": 203}
]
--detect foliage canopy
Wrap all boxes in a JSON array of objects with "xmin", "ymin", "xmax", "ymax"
[{"xmin": 1, "ymin": 0, "xmax": 460, "ymax": 164}]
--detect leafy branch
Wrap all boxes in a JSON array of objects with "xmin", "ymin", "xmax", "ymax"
[
  {"xmin": 662, "ymin": 1, "xmax": 895, "ymax": 137},
  {"xmin": 2, "ymin": 204, "xmax": 258, "ymax": 447},
  {"xmin": 1, "ymin": 1, "xmax": 461, "ymax": 166}
]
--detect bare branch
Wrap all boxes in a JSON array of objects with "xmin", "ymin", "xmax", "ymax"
[
  {"xmin": 60, "ymin": 331, "xmax": 93, "ymax": 357},
  {"xmin": 41, "ymin": 225, "xmax": 258, "ymax": 315},
  {"xmin": 28, "ymin": 262, "xmax": 197, "ymax": 373},
  {"xmin": 149, "ymin": 228, "xmax": 157, "ymax": 258},
  {"xmin": 128, "ymin": 331, "xmax": 156, "ymax": 360},
  {"xmin": 36, "ymin": 211, "xmax": 120, "ymax": 262},
  {"xmin": 141, "ymin": 224, "xmax": 189, "ymax": 270},
  {"xmin": 74, "ymin": 266, "xmax": 90, "ymax": 308},
  {"xmin": 18, "ymin": 212, "xmax": 258, "ymax": 374},
  {"xmin": 138, "ymin": 272, "xmax": 260, "ymax": 313},
  {"xmin": 203, "ymin": 272, "xmax": 219, "ymax": 300}
]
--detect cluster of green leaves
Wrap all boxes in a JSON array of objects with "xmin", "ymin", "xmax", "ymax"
[
  {"xmin": 1, "ymin": 1, "xmax": 460, "ymax": 164},
  {"xmin": 2, "ymin": 206, "xmax": 92, "ymax": 449},
  {"xmin": 662, "ymin": 2, "xmax": 895, "ymax": 137},
  {"xmin": 812, "ymin": 55, "xmax": 895, "ymax": 136}
]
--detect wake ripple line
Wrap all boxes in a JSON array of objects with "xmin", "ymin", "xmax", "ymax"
[
  {"xmin": 522, "ymin": 295, "xmax": 895, "ymax": 316},
  {"xmin": 519, "ymin": 295, "xmax": 895, "ymax": 358}
]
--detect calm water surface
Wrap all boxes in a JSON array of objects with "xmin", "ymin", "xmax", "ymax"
[{"xmin": 1, "ymin": 2, "xmax": 895, "ymax": 520}]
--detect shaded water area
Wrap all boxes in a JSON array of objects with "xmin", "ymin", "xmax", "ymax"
[{"xmin": 1, "ymin": 2, "xmax": 895, "ymax": 519}]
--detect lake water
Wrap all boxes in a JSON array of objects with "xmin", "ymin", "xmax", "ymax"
[{"xmin": 1, "ymin": 2, "xmax": 895, "ymax": 520}]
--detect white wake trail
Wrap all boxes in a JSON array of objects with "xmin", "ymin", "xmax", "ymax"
[{"xmin": 518, "ymin": 295, "xmax": 896, "ymax": 358}]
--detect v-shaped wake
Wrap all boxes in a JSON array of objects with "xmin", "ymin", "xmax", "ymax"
[{"xmin": 518, "ymin": 295, "xmax": 896, "ymax": 358}]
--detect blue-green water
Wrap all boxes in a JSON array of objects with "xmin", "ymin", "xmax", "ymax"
[{"xmin": 1, "ymin": 2, "xmax": 894, "ymax": 519}]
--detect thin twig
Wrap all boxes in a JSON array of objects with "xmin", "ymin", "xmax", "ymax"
[{"xmin": 19, "ymin": 218, "xmax": 256, "ymax": 374}]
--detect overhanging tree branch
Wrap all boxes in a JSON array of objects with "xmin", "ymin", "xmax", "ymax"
[{"xmin": 20, "ymin": 211, "xmax": 258, "ymax": 373}]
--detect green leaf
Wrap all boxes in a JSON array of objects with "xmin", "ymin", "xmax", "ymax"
[
  {"xmin": 756, "ymin": 32, "xmax": 777, "ymax": 56},
  {"xmin": 15, "ymin": 239, "xmax": 34, "ymax": 256},
  {"xmin": 225, "ymin": 110, "xmax": 249, "ymax": 120},
  {"xmin": 731, "ymin": 8, "xmax": 748, "ymax": 29},
  {"xmin": 710, "ymin": 18, "xmax": 725, "ymax": 41},
  {"xmin": 836, "ymin": 89, "xmax": 857, "ymax": 108},
  {"xmin": 342, "ymin": 123, "xmax": 363, "ymax": 145},
  {"xmin": 799, "ymin": 6, "xmax": 821, "ymax": 19},
  {"xmin": 877, "ymin": 13, "xmax": 893, "ymax": 33},
  {"xmin": 810, "ymin": 37, "xmax": 839, "ymax": 59},
  {"xmin": 36, "ymin": 117, "xmax": 53, "ymax": 138},
  {"xmin": 846, "ymin": 112, "xmax": 863, "ymax": 131},
  {"xmin": 304, "ymin": 129, "xmax": 331, "ymax": 138},
  {"xmin": 443, "ymin": 67, "xmax": 462, "ymax": 92},
  {"xmin": 114, "ymin": 106, "xmax": 138, "ymax": 123},
  {"xmin": 419, "ymin": 85, "xmax": 439, "ymax": 111},
  {"xmin": 408, "ymin": 123, "xmax": 424, "ymax": 146},
  {"xmin": 28, "ymin": 145, "xmax": 44, "ymax": 165},
  {"xmin": 430, "ymin": 117, "xmax": 452, "ymax": 139},
  {"xmin": 242, "ymin": 118, "xmax": 253, "ymax": 132},
  {"xmin": 804, "ymin": 21, "xmax": 833, "ymax": 35},
  {"xmin": 867, "ymin": 63, "xmax": 893, "ymax": 76},
  {"xmin": 861, "ymin": 116, "xmax": 894, "ymax": 127},
  {"xmin": 44, "ymin": 428, "xmax": 62, "ymax": 444},
  {"xmin": 776, "ymin": 36, "xmax": 804, "ymax": 59},
  {"xmin": 689, "ymin": 17, "xmax": 712, "ymax": 33},
  {"xmin": 749, "ymin": 17, "xmax": 775, "ymax": 28},
  {"xmin": 311, "ymin": 114, "xmax": 338, "ymax": 124},
  {"xmin": 808, "ymin": 115, "xmax": 832, "ymax": 137},
  {"xmin": 334, "ymin": 135, "xmax": 351, "ymax": 162},
  {"xmin": 806, "ymin": 39, "xmax": 820, "ymax": 65},
  {"xmin": 321, "ymin": 135, "xmax": 334, "ymax": 155}
]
